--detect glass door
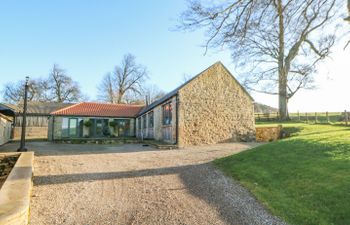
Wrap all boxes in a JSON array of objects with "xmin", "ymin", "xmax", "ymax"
[{"xmin": 68, "ymin": 118, "xmax": 78, "ymax": 137}]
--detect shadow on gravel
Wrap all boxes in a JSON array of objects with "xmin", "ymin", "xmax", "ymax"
[
  {"xmin": 34, "ymin": 162, "xmax": 285, "ymax": 225},
  {"xmin": 0, "ymin": 142, "xmax": 159, "ymax": 156}
]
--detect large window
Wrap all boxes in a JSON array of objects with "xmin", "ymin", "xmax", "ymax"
[
  {"xmin": 142, "ymin": 115, "xmax": 147, "ymax": 129},
  {"xmin": 138, "ymin": 118, "xmax": 141, "ymax": 130},
  {"xmin": 114, "ymin": 119, "xmax": 130, "ymax": 136},
  {"xmin": 162, "ymin": 103, "xmax": 172, "ymax": 125},
  {"xmin": 89, "ymin": 119, "xmax": 109, "ymax": 137},
  {"xmin": 61, "ymin": 118, "xmax": 79, "ymax": 138},
  {"xmin": 62, "ymin": 118, "xmax": 69, "ymax": 137},
  {"xmin": 69, "ymin": 118, "xmax": 78, "ymax": 137},
  {"xmin": 148, "ymin": 111, "xmax": 154, "ymax": 128}
]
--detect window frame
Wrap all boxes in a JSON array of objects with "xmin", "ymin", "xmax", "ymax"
[
  {"xmin": 138, "ymin": 117, "xmax": 141, "ymax": 130},
  {"xmin": 142, "ymin": 114, "xmax": 147, "ymax": 129},
  {"xmin": 148, "ymin": 111, "xmax": 154, "ymax": 128},
  {"xmin": 162, "ymin": 102, "xmax": 172, "ymax": 125}
]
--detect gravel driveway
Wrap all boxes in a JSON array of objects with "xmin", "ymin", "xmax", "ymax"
[{"xmin": 0, "ymin": 142, "xmax": 285, "ymax": 225}]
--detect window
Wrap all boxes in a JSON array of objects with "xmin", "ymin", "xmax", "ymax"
[
  {"xmin": 142, "ymin": 115, "xmax": 147, "ymax": 129},
  {"xmin": 162, "ymin": 102, "xmax": 172, "ymax": 125},
  {"xmin": 62, "ymin": 118, "xmax": 69, "ymax": 137},
  {"xmin": 62, "ymin": 118, "xmax": 78, "ymax": 137},
  {"xmin": 114, "ymin": 119, "xmax": 130, "ymax": 136},
  {"xmin": 138, "ymin": 117, "xmax": 141, "ymax": 130},
  {"xmin": 148, "ymin": 111, "xmax": 154, "ymax": 128},
  {"xmin": 69, "ymin": 118, "xmax": 78, "ymax": 137}
]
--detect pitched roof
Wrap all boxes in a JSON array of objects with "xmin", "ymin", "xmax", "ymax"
[
  {"xmin": 51, "ymin": 102, "xmax": 144, "ymax": 118},
  {"xmin": 137, "ymin": 61, "xmax": 253, "ymax": 116},
  {"xmin": 0, "ymin": 102, "xmax": 74, "ymax": 115},
  {"xmin": 0, "ymin": 113, "xmax": 13, "ymax": 121},
  {"xmin": 0, "ymin": 103, "xmax": 15, "ymax": 117}
]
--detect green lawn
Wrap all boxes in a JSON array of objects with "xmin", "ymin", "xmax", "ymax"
[{"xmin": 214, "ymin": 123, "xmax": 350, "ymax": 225}]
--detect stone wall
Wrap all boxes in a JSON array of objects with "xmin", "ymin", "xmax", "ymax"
[
  {"xmin": 256, "ymin": 126, "xmax": 282, "ymax": 142},
  {"xmin": 177, "ymin": 62, "xmax": 255, "ymax": 147}
]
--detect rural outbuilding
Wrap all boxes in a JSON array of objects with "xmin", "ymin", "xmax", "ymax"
[
  {"xmin": 47, "ymin": 62, "xmax": 255, "ymax": 147},
  {"xmin": 136, "ymin": 62, "xmax": 255, "ymax": 147}
]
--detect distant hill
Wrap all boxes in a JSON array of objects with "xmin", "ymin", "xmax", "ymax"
[{"xmin": 254, "ymin": 103, "xmax": 278, "ymax": 114}]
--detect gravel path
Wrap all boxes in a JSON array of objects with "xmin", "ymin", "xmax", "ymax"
[{"xmin": 1, "ymin": 142, "xmax": 286, "ymax": 225}]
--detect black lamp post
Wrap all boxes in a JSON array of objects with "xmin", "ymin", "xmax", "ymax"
[
  {"xmin": 17, "ymin": 76, "xmax": 29, "ymax": 152},
  {"xmin": 346, "ymin": 0, "xmax": 350, "ymax": 22}
]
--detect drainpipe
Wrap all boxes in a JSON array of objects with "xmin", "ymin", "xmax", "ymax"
[
  {"xmin": 51, "ymin": 116, "xmax": 55, "ymax": 142},
  {"xmin": 175, "ymin": 94, "xmax": 179, "ymax": 146}
]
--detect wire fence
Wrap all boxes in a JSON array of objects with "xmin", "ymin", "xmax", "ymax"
[{"xmin": 255, "ymin": 111, "xmax": 350, "ymax": 125}]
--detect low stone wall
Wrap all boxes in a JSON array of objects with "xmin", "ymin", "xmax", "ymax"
[
  {"xmin": 0, "ymin": 152, "xmax": 34, "ymax": 225},
  {"xmin": 13, "ymin": 127, "xmax": 48, "ymax": 140},
  {"xmin": 256, "ymin": 125, "xmax": 282, "ymax": 142}
]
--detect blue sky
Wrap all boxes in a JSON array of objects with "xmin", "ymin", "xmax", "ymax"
[{"xmin": 0, "ymin": 1, "xmax": 349, "ymax": 112}]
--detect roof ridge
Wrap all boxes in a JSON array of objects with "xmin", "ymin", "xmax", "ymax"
[
  {"xmin": 83, "ymin": 102, "xmax": 145, "ymax": 107},
  {"xmin": 51, "ymin": 102, "xmax": 84, "ymax": 115}
]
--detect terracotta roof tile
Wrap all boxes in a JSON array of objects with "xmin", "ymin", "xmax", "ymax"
[{"xmin": 51, "ymin": 102, "xmax": 144, "ymax": 118}]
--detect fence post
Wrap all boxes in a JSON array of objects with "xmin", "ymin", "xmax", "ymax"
[
  {"xmin": 306, "ymin": 112, "xmax": 308, "ymax": 123},
  {"xmin": 315, "ymin": 112, "xmax": 317, "ymax": 124},
  {"xmin": 298, "ymin": 111, "xmax": 300, "ymax": 122},
  {"xmin": 277, "ymin": 112, "xmax": 279, "ymax": 121},
  {"xmin": 345, "ymin": 110, "xmax": 348, "ymax": 126},
  {"xmin": 326, "ymin": 112, "xmax": 329, "ymax": 123}
]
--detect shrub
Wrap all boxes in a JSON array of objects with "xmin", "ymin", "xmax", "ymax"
[
  {"xmin": 109, "ymin": 120, "xmax": 117, "ymax": 127},
  {"xmin": 84, "ymin": 120, "xmax": 92, "ymax": 127}
]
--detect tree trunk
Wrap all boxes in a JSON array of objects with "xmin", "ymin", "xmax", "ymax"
[
  {"xmin": 278, "ymin": 73, "xmax": 288, "ymax": 120},
  {"xmin": 117, "ymin": 90, "xmax": 124, "ymax": 103},
  {"xmin": 277, "ymin": 0, "xmax": 289, "ymax": 120}
]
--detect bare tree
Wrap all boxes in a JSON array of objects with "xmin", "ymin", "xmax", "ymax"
[
  {"xmin": 1, "ymin": 78, "xmax": 50, "ymax": 103},
  {"xmin": 179, "ymin": 0, "xmax": 342, "ymax": 119},
  {"xmin": 142, "ymin": 84, "xmax": 166, "ymax": 104},
  {"xmin": 97, "ymin": 73, "xmax": 117, "ymax": 103},
  {"xmin": 98, "ymin": 54, "xmax": 148, "ymax": 104},
  {"xmin": 48, "ymin": 64, "xmax": 82, "ymax": 103}
]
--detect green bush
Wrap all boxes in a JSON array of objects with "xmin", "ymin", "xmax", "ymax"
[
  {"xmin": 84, "ymin": 120, "xmax": 92, "ymax": 127},
  {"xmin": 109, "ymin": 120, "xmax": 117, "ymax": 127}
]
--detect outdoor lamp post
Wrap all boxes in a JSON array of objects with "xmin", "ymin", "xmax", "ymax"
[
  {"xmin": 17, "ymin": 76, "xmax": 29, "ymax": 152},
  {"xmin": 346, "ymin": 0, "xmax": 350, "ymax": 22}
]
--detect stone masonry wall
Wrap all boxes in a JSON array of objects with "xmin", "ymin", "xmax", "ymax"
[
  {"xmin": 177, "ymin": 62, "xmax": 255, "ymax": 147},
  {"xmin": 255, "ymin": 126, "xmax": 282, "ymax": 142}
]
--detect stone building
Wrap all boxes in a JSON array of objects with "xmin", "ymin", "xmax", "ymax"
[
  {"xmin": 0, "ymin": 102, "xmax": 72, "ymax": 139},
  {"xmin": 46, "ymin": 62, "xmax": 255, "ymax": 146},
  {"xmin": 136, "ymin": 62, "xmax": 255, "ymax": 147},
  {"xmin": 48, "ymin": 102, "xmax": 143, "ymax": 141}
]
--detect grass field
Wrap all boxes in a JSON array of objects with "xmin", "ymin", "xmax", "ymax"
[{"xmin": 215, "ymin": 123, "xmax": 350, "ymax": 225}]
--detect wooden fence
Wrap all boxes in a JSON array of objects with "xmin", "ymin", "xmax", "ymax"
[{"xmin": 255, "ymin": 110, "xmax": 349, "ymax": 125}]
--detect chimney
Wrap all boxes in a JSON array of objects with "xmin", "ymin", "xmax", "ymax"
[{"xmin": 145, "ymin": 95, "xmax": 149, "ymax": 106}]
